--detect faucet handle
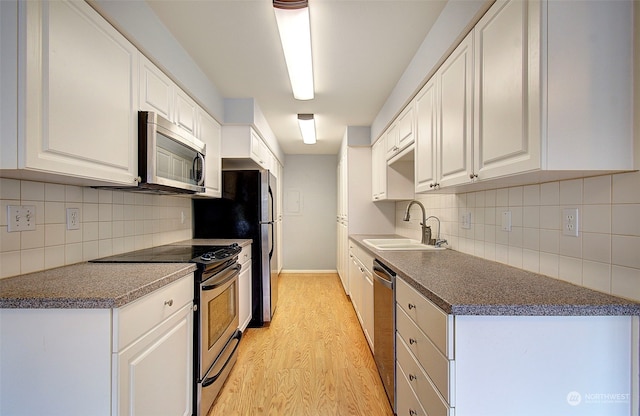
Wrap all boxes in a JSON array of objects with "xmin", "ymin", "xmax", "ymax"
[{"xmin": 435, "ymin": 239, "xmax": 448, "ymax": 248}]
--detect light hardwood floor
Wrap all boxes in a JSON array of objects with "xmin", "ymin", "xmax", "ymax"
[{"xmin": 208, "ymin": 273, "xmax": 394, "ymax": 416}]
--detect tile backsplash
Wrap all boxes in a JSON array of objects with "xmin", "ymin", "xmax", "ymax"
[
  {"xmin": 0, "ymin": 178, "xmax": 193, "ymax": 279},
  {"xmin": 395, "ymin": 171, "xmax": 640, "ymax": 302}
]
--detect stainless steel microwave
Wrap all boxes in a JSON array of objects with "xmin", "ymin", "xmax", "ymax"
[{"xmin": 138, "ymin": 111, "xmax": 206, "ymax": 194}]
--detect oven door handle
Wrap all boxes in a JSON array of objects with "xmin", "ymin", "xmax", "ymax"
[
  {"xmin": 201, "ymin": 264, "xmax": 242, "ymax": 291},
  {"xmin": 201, "ymin": 329, "xmax": 243, "ymax": 387}
]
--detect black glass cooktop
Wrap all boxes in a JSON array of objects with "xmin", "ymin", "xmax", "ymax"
[{"xmin": 91, "ymin": 245, "xmax": 231, "ymax": 263}]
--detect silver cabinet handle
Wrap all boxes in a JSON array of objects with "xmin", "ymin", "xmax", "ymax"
[{"xmin": 164, "ymin": 299, "xmax": 173, "ymax": 307}]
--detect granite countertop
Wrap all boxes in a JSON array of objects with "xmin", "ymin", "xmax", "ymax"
[
  {"xmin": 351, "ymin": 234, "xmax": 640, "ymax": 316},
  {"xmin": 0, "ymin": 239, "xmax": 251, "ymax": 309}
]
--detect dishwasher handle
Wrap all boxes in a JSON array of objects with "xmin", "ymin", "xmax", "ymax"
[{"xmin": 373, "ymin": 259, "xmax": 394, "ymax": 289}]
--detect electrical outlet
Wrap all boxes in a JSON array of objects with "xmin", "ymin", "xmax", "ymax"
[
  {"xmin": 501, "ymin": 211, "xmax": 512, "ymax": 232},
  {"xmin": 562, "ymin": 208, "xmax": 579, "ymax": 237},
  {"xmin": 7, "ymin": 205, "xmax": 37, "ymax": 232},
  {"xmin": 66, "ymin": 208, "xmax": 80, "ymax": 230}
]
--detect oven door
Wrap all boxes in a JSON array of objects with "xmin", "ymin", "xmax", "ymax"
[{"xmin": 199, "ymin": 262, "xmax": 241, "ymax": 375}]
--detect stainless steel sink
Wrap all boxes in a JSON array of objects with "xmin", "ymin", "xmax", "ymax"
[{"xmin": 363, "ymin": 238, "xmax": 446, "ymax": 251}]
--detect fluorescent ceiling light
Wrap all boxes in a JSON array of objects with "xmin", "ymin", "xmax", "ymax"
[
  {"xmin": 274, "ymin": 1, "xmax": 314, "ymax": 100},
  {"xmin": 298, "ymin": 114, "xmax": 316, "ymax": 144}
]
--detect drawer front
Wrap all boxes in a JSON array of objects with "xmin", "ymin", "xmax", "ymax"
[
  {"xmin": 396, "ymin": 277, "xmax": 451, "ymax": 357},
  {"xmin": 349, "ymin": 240, "xmax": 374, "ymax": 273},
  {"xmin": 397, "ymin": 334, "xmax": 451, "ymax": 416},
  {"xmin": 396, "ymin": 360, "xmax": 428, "ymax": 416},
  {"xmin": 397, "ymin": 307, "xmax": 452, "ymax": 403},
  {"xmin": 239, "ymin": 243, "xmax": 251, "ymax": 265},
  {"xmin": 114, "ymin": 273, "xmax": 194, "ymax": 351}
]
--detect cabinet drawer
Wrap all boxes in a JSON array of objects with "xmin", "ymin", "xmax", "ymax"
[
  {"xmin": 239, "ymin": 244, "xmax": 251, "ymax": 266},
  {"xmin": 396, "ymin": 277, "xmax": 452, "ymax": 357},
  {"xmin": 396, "ymin": 360, "xmax": 428, "ymax": 416},
  {"xmin": 348, "ymin": 240, "xmax": 373, "ymax": 273},
  {"xmin": 397, "ymin": 307, "xmax": 453, "ymax": 404},
  {"xmin": 396, "ymin": 335, "xmax": 451, "ymax": 416},
  {"xmin": 114, "ymin": 273, "xmax": 194, "ymax": 351}
]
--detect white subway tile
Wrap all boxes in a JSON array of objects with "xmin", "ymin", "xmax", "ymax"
[
  {"xmin": 582, "ymin": 260, "xmax": 611, "ymax": 294},
  {"xmin": 123, "ymin": 192, "xmax": 135, "ymax": 205},
  {"xmin": 496, "ymin": 189, "xmax": 509, "ymax": 207},
  {"xmin": 65, "ymin": 185, "xmax": 83, "ymax": 203},
  {"xmin": 21, "ymin": 247, "xmax": 44, "ymax": 274},
  {"xmin": 611, "ymin": 265, "xmax": 640, "ymax": 301},
  {"xmin": 495, "ymin": 244, "xmax": 509, "ymax": 264},
  {"xmin": 44, "ymin": 183, "xmax": 65, "ymax": 202},
  {"xmin": 65, "ymin": 228, "xmax": 82, "ymax": 244},
  {"xmin": 99, "ymin": 239, "xmax": 113, "ymax": 258},
  {"xmin": 44, "ymin": 201, "xmax": 65, "ymax": 224},
  {"xmin": 559, "ymin": 179, "xmax": 583, "ymax": 205},
  {"xmin": 540, "ymin": 182, "xmax": 559, "ymax": 205},
  {"xmin": 21, "ymin": 226, "xmax": 45, "ymax": 250},
  {"xmin": 83, "ymin": 187, "xmax": 99, "ymax": 203},
  {"xmin": 484, "ymin": 225, "xmax": 496, "ymax": 243},
  {"xmin": 523, "ymin": 228, "xmax": 540, "ymax": 251},
  {"xmin": 474, "ymin": 240, "xmax": 485, "ymax": 258},
  {"xmin": 523, "ymin": 206, "xmax": 540, "ymax": 228},
  {"xmin": 466, "ymin": 192, "xmax": 476, "ymax": 208},
  {"xmin": 510, "ymin": 207, "xmax": 523, "ymax": 227},
  {"xmin": 485, "ymin": 189, "xmax": 496, "ymax": 207},
  {"xmin": 496, "ymin": 227, "xmax": 509, "ymax": 245},
  {"xmin": 508, "ymin": 246, "xmax": 523, "ymax": 268},
  {"xmin": 612, "ymin": 171, "xmax": 640, "ymax": 204},
  {"xmin": 474, "ymin": 224, "xmax": 485, "ymax": 241},
  {"xmin": 83, "ymin": 222, "xmax": 99, "ymax": 242},
  {"xmin": 112, "ymin": 221, "xmax": 124, "ymax": 238},
  {"xmin": 522, "ymin": 249, "xmax": 540, "ymax": 273},
  {"xmin": 65, "ymin": 242, "xmax": 83, "ymax": 265},
  {"xmin": 0, "ymin": 226, "xmax": 20, "ymax": 252},
  {"xmin": 82, "ymin": 241, "xmax": 99, "ymax": 261},
  {"xmin": 99, "ymin": 222, "xmax": 112, "ymax": 240},
  {"xmin": 83, "ymin": 203, "xmax": 99, "ymax": 222},
  {"xmin": 508, "ymin": 186, "xmax": 523, "ymax": 206},
  {"xmin": 112, "ymin": 191, "xmax": 124, "ymax": 204},
  {"xmin": 98, "ymin": 189, "xmax": 113, "ymax": 204},
  {"xmin": 540, "ymin": 206, "xmax": 560, "ymax": 230},
  {"xmin": 485, "ymin": 207, "xmax": 496, "ymax": 225},
  {"xmin": 581, "ymin": 204, "xmax": 610, "ymax": 234},
  {"xmin": 0, "ymin": 251, "xmax": 21, "ymax": 278},
  {"xmin": 509, "ymin": 227, "xmax": 523, "ymax": 248},
  {"xmin": 112, "ymin": 204, "xmax": 124, "ymax": 221},
  {"xmin": 484, "ymin": 242, "xmax": 496, "ymax": 261},
  {"xmin": 583, "ymin": 175, "xmax": 611, "ymax": 204},
  {"xmin": 99, "ymin": 203, "xmax": 113, "ymax": 222},
  {"xmin": 539, "ymin": 229, "xmax": 560, "ymax": 254},
  {"xmin": 611, "ymin": 204, "xmax": 640, "ymax": 236},
  {"xmin": 559, "ymin": 233, "xmax": 582, "ymax": 258},
  {"xmin": 523, "ymin": 185, "xmax": 540, "ymax": 206},
  {"xmin": 0, "ymin": 178, "xmax": 20, "ymax": 200},
  {"xmin": 582, "ymin": 232, "xmax": 611, "ymax": 263},
  {"xmin": 612, "ymin": 235, "xmax": 640, "ymax": 269},
  {"xmin": 44, "ymin": 224, "xmax": 65, "ymax": 247},
  {"xmin": 558, "ymin": 256, "xmax": 582, "ymax": 285},
  {"xmin": 44, "ymin": 245, "xmax": 65, "ymax": 269},
  {"xmin": 475, "ymin": 191, "xmax": 486, "ymax": 208},
  {"xmin": 21, "ymin": 181, "xmax": 44, "ymax": 201},
  {"xmin": 539, "ymin": 253, "xmax": 559, "ymax": 278}
]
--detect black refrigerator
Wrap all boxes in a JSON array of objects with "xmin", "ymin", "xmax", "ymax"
[{"xmin": 193, "ymin": 170, "xmax": 278, "ymax": 326}]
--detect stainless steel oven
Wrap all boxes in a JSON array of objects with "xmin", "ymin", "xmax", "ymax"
[
  {"xmin": 197, "ymin": 261, "xmax": 242, "ymax": 415},
  {"xmin": 373, "ymin": 259, "xmax": 396, "ymax": 412}
]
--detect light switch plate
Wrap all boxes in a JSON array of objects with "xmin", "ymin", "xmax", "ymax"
[
  {"xmin": 7, "ymin": 205, "xmax": 37, "ymax": 232},
  {"xmin": 501, "ymin": 211, "xmax": 512, "ymax": 232}
]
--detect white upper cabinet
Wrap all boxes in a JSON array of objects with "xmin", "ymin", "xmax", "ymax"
[
  {"xmin": 472, "ymin": 0, "xmax": 540, "ymax": 180},
  {"xmin": 1, "ymin": 0, "xmax": 139, "ymax": 186},
  {"xmin": 415, "ymin": 32, "xmax": 473, "ymax": 192},
  {"xmin": 371, "ymin": 139, "xmax": 387, "ymax": 201},
  {"xmin": 139, "ymin": 54, "xmax": 173, "ymax": 121},
  {"xmin": 175, "ymin": 89, "xmax": 199, "ymax": 140},
  {"xmin": 197, "ymin": 108, "xmax": 221, "ymax": 198},
  {"xmin": 386, "ymin": 105, "xmax": 415, "ymax": 161},
  {"xmin": 438, "ymin": 32, "xmax": 474, "ymax": 188},
  {"xmin": 221, "ymin": 125, "xmax": 275, "ymax": 171}
]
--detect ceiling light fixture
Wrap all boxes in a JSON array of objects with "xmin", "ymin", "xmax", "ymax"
[
  {"xmin": 298, "ymin": 114, "xmax": 316, "ymax": 144},
  {"xmin": 273, "ymin": 0, "xmax": 314, "ymax": 100}
]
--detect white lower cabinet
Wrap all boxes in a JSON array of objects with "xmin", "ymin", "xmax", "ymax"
[
  {"xmin": 0, "ymin": 273, "xmax": 194, "ymax": 416},
  {"xmin": 348, "ymin": 240, "xmax": 374, "ymax": 350},
  {"xmin": 238, "ymin": 243, "xmax": 253, "ymax": 331},
  {"xmin": 395, "ymin": 276, "xmax": 638, "ymax": 416}
]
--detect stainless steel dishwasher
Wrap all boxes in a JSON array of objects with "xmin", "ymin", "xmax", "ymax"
[{"xmin": 373, "ymin": 259, "xmax": 395, "ymax": 412}]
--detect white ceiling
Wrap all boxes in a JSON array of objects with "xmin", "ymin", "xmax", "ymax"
[{"xmin": 145, "ymin": 0, "xmax": 447, "ymax": 155}]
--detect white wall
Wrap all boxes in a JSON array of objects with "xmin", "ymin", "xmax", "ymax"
[
  {"xmin": 0, "ymin": 178, "xmax": 192, "ymax": 279},
  {"xmin": 282, "ymin": 155, "xmax": 337, "ymax": 271},
  {"xmin": 395, "ymin": 171, "xmax": 640, "ymax": 302}
]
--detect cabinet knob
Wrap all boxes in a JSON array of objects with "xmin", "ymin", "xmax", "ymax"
[
  {"xmin": 164, "ymin": 299, "xmax": 174, "ymax": 307},
  {"xmin": 409, "ymin": 338, "xmax": 417, "ymax": 345},
  {"xmin": 409, "ymin": 374, "xmax": 417, "ymax": 382},
  {"xmin": 408, "ymin": 303, "xmax": 416, "ymax": 310},
  {"xmin": 134, "ymin": 176, "xmax": 142, "ymax": 183},
  {"xmin": 409, "ymin": 409, "xmax": 418, "ymax": 416},
  {"xmin": 470, "ymin": 173, "xmax": 478, "ymax": 179}
]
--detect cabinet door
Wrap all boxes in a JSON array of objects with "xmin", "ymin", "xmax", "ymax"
[
  {"xmin": 362, "ymin": 269, "xmax": 374, "ymax": 350},
  {"xmin": 250, "ymin": 130, "xmax": 268, "ymax": 167},
  {"xmin": 116, "ymin": 302, "xmax": 193, "ymax": 416},
  {"xmin": 139, "ymin": 54, "xmax": 173, "ymax": 120},
  {"xmin": 371, "ymin": 139, "xmax": 387, "ymax": 201},
  {"xmin": 385, "ymin": 123, "xmax": 399, "ymax": 159},
  {"xmin": 473, "ymin": 0, "xmax": 541, "ymax": 179},
  {"xmin": 198, "ymin": 109, "xmax": 221, "ymax": 198},
  {"xmin": 397, "ymin": 105, "xmax": 415, "ymax": 151},
  {"xmin": 175, "ymin": 89, "xmax": 198, "ymax": 139},
  {"xmin": 438, "ymin": 32, "xmax": 473, "ymax": 188},
  {"xmin": 238, "ymin": 262, "xmax": 252, "ymax": 331},
  {"xmin": 23, "ymin": 0, "xmax": 138, "ymax": 185},
  {"xmin": 415, "ymin": 78, "xmax": 438, "ymax": 192}
]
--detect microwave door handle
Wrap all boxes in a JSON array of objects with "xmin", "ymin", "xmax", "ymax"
[{"xmin": 192, "ymin": 153, "xmax": 205, "ymax": 186}]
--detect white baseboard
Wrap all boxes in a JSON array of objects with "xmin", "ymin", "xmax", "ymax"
[{"xmin": 279, "ymin": 269, "xmax": 337, "ymax": 274}]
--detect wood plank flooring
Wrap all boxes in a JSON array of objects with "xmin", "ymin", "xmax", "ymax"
[{"xmin": 208, "ymin": 273, "xmax": 394, "ymax": 416}]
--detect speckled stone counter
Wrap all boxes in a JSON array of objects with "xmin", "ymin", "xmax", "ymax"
[
  {"xmin": 0, "ymin": 238, "xmax": 251, "ymax": 309},
  {"xmin": 351, "ymin": 234, "xmax": 640, "ymax": 316},
  {"xmin": 0, "ymin": 263, "xmax": 196, "ymax": 309}
]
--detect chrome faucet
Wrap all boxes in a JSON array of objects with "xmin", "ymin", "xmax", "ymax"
[
  {"xmin": 403, "ymin": 200, "xmax": 447, "ymax": 247},
  {"xmin": 403, "ymin": 200, "xmax": 430, "ymax": 245}
]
